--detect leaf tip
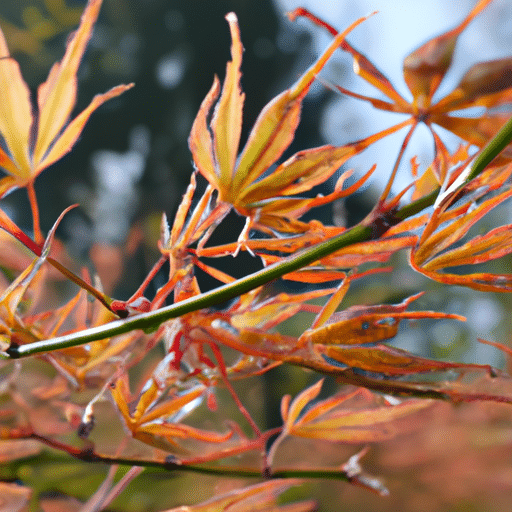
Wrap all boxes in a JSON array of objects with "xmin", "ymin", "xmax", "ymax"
[{"xmin": 225, "ymin": 12, "xmax": 238, "ymax": 24}]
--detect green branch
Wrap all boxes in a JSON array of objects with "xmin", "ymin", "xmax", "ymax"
[
  {"xmin": 468, "ymin": 114, "xmax": 512, "ymax": 182},
  {"xmin": 4, "ymin": 115, "xmax": 512, "ymax": 359}
]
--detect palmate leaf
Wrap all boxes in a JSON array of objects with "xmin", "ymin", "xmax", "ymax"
[
  {"xmin": 111, "ymin": 377, "xmax": 232, "ymax": 453},
  {"xmin": 281, "ymin": 380, "xmax": 433, "ymax": 443},
  {"xmin": 0, "ymin": 0, "xmax": 133, "ymax": 195},
  {"xmin": 189, "ymin": 12, "xmax": 375, "ymax": 235},
  {"xmin": 291, "ymin": 0, "xmax": 512, "ymax": 196},
  {"xmin": 411, "ymin": 159, "xmax": 512, "ymax": 292}
]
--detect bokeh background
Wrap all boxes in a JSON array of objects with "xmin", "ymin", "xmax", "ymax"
[{"xmin": 1, "ymin": 1, "xmax": 512, "ymax": 511}]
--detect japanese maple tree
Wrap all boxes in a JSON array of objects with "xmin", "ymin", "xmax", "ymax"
[{"xmin": 0, "ymin": 0, "xmax": 512, "ymax": 511}]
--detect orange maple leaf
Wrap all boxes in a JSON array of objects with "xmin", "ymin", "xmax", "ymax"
[
  {"xmin": 0, "ymin": 0, "xmax": 133, "ymax": 199},
  {"xmin": 189, "ymin": 12, "xmax": 376, "ymax": 237},
  {"xmin": 410, "ymin": 156, "xmax": 512, "ymax": 292},
  {"xmin": 291, "ymin": 0, "xmax": 512, "ymax": 200},
  {"xmin": 112, "ymin": 377, "xmax": 232, "ymax": 453},
  {"xmin": 280, "ymin": 379, "xmax": 433, "ymax": 443}
]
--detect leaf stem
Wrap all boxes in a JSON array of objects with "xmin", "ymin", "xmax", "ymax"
[
  {"xmin": 27, "ymin": 181, "xmax": 43, "ymax": 246},
  {"xmin": 47, "ymin": 256, "xmax": 113, "ymax": 311}
]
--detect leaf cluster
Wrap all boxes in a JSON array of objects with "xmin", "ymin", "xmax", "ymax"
[{"xmin": 1, "ymin": 0, "xmax": 512, "ymax": 510}]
